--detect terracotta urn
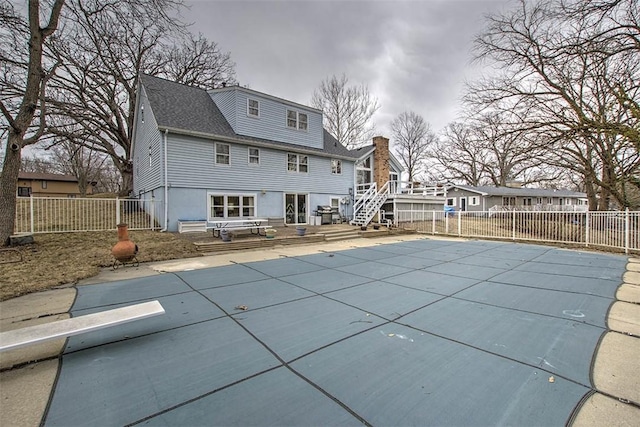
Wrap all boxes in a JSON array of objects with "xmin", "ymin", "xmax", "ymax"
[{"xmin": 112, "ymin": 223, "xmax": 138, "ymax": 261}]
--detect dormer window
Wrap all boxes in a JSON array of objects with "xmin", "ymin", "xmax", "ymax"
[
  {"xmin": 247, "ymin": 99, "xmax": 259, "ymax": 117},
  {"xmin": 287, "ymin": 109, "xmax": 308, "ymax": 131}
]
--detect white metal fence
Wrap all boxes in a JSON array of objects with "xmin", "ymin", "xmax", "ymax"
[
  {"xmin": 396, "ymin": 209, "xmax": 640, "ymax": 254},
  {"xmin": 14, "ymin": 196, "xmax": 160, "ymax": 234}
]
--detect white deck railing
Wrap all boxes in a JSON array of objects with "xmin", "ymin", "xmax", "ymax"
[
  {"xmin": 14, "ymin": 196, "xmax": 160, "ymax": 234},
  {"xmin": 396, "ymin": 209, "xmax": 640, "ymax": 254},
  {"xmin": 356, "ymin": 181, "xmax": 447, "ymax": 198}
]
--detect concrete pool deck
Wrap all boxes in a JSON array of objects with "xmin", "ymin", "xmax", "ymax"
[{"xmin": 1, "ymin": 235, "xmax": 638, "ymax": 426}]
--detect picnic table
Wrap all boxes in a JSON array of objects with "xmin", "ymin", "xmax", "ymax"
[{"xmin": 206, "ymin": 218, "xmax": 271, "ymax": 238}]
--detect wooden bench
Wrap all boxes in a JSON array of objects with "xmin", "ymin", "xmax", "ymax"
[{"xmin": 0, "ymin": 300, "xmax": 165, "ymax": 352}]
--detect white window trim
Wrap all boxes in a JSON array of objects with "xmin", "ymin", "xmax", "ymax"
[
  {"xmin": 331, "ymin": 159, "xmax": 342, "ymax": 175},
  {"xmin": 286, "ymin": 109, "xmax": 308, "ymax": 131},
  {"xmin": 248, "ymin": 147, "xmax": 260, "ymax": 166},
  {"xmin": 215, "ymin": 142, "xmax": 230, "ymax": 165},
  {"xmin": 287, "ymin": 153, "xmax": 309, "ymax": 173},
  {"xmin": 247, "ymin": 98, "xmax": 260, "ymax": 118},
  {"xmin": 446, "ymin": 197, "xmax": 456, "ymax": 206},
  {"xmin": 470, "ymin": 196, "xmax": 480, "ymax": 206},
  {"xmin": 207, "ymin": 192, "xmax": 258, "ymax": 220}
]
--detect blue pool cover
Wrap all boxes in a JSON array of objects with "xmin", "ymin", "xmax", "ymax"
[{"xmin": 44, "ymin": 239, "xmax": 626, "ymax": 426}]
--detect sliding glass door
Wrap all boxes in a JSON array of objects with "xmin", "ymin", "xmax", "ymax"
[{"xmin": 285, "ymin": 193, "xmax": 307, "ymax": 225}]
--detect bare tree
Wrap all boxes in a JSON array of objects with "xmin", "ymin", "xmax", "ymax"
[
  {"xmin": 466, "ymin": 0, "xmax": 639, "ymax": 208},
  {"xmin": 429, "ymin": 122, "xmax": 488, "ymax": 186},
  {"xmin": 91, "ymin": 158, "xmax": 122, "ymax": 194},
  {"xmin": 21, "ymin": 155, "xmax": 57, "ymax": 174},
  {"xmin": 473, "ymin": 112, "xmax": 558, "ymax": 187},
  {"xmin": 48, "ymin": 140, "xmax": 109, "ymax": 196},
  {"xmin": 391, "ymin": 111, "xmax": 435, "ymax": 181},
  {"xmin": 45, "ymin": 1, "xmax": 236, "ymax": 195},
  {"xmin": 163, "ymin": 33, "xmax": 236, "ymax": 88},
  {"xmin": 311, "ymin": 74, "xmax": 379, "ymax": 150},
  {"xmin": 0, "ymin": 0, "xmax": 65, "ymax": 245}
]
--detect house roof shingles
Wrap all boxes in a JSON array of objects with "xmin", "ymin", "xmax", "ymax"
[{"xmin": 139, "ymin": 74, "xmax": 358, "ymax": 159}]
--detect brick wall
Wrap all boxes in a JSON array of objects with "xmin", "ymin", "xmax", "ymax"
[{"xmin": 372, "ymin": 136, "xmax": 390, "ymax": 189}]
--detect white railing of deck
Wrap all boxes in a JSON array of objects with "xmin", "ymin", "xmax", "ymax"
[
  {"xmin": 396, "ymin": 209, "xmax": 640, "ymax": 254},
  {"xmin": 356, "ymin": 181, "xmax": 447, "ymax": 198},
  {"xmin": 14, "ymin": 196, "xmax": 160, "ymax": 234}
]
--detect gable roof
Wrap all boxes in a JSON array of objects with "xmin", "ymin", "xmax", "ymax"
[
  {"xmin": 139, "ymin": 74, "xmax": 358, "ymax": 159},
  {"xmin": 140, "ymin": 74, "xmax": 235, "ymax": 138},
  {"xmin": 352, "ymin": 143, "xmax": 405, "ymax": 172},
  {"xmin": 450, "ymin": 184, "xmax": 587, "ymax": 198}
]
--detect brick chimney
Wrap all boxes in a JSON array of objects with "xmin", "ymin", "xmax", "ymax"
[{"xmin": 372, "ymin": 136, "xmax": 390, "ymax": 190}]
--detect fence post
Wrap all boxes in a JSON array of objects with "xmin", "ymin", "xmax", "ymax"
[
  {"xmin": 432, "ymin": 211, "xmax": 436, "ymax": 234},
  {"xmin": 30, "ymin": 195, "xmax": 34, "ymax": 234},
  {"xmin": 150, "ymin": 198, "xmax": 155, "ymax": 230},
  {"xmin": 585, "ymin": 211, "xmax": 590, "ymax": 247},
  {"xmin": 625, "ymin": 208, "xmax": 630, "ymax": 254},
  {"xmin": 512, "ymin": 209, "xmax": 516, "ymax": 241},
  {"xmin": 457, "ymin": 210, "xmax": 462, "ymax": 236},
  {"xmin": 115, "ymin": 197, "xmax": 120, "ymax": 226},
  {"xmin": 445, "ymin": 211, "xmax": 449, "ymax": 234}
]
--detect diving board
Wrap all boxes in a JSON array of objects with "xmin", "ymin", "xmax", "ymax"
[{"xmin": 0, "ymin": 300, "xmax": 165, "ymax": 352}]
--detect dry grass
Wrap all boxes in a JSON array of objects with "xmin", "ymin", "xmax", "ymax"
[{"xmin": 0, "ymin": 231, "xmax": 200, "ymax": 301}]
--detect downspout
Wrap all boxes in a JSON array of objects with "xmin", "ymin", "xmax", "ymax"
[{"xmin": 161, "ymin": 129, "xmax": 169, "ymax": 232}]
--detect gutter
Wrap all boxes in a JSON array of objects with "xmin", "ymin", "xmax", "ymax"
[
  {"xmin": 160, "ymin": 129, "xmax": 169, "ymax": 232},
  {"xmin": 157, "ymin": 126, "xmax": 359, "ymax": 161}
]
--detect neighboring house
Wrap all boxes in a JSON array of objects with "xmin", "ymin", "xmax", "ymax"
[
  {"xmin": 131, "ymin": 74, "xmax": 360, "ymax": 232},
  {"xmin": 445, "ymin": 184, "xmax": 589, "ymax": 212},
  {"xmin": 17, "ymin": 172, "xmax": 94, "ymax": 197}
]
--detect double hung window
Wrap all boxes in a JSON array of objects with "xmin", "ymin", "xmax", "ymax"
[
  {"xmin": 287, "ymin": 153, "xmax": 308, "ymax": 173},
  {"xmin": 286, "ymin": 110, "xmax": 308, "ymax": 130},
  {"xmin": 215, "ymin": 143, "xmax": 230, "ymax": 165}
]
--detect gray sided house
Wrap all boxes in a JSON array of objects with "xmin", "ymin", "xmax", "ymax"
[
  {"xmin": 446, "ymin": 184, "xmax": 589, "ymax": 212},
  {"xmin": 131, "ymin": 75, "xmax": 359, "ymax": 231}
]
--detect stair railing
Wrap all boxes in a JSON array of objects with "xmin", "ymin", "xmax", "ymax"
[{"xmin": 351, "ymin": 182, "xmax": 377, "ymax": 224}]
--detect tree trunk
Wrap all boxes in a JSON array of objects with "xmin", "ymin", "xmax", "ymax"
[
  {"xmin": 0, "ymin": 134, "xmax": 23, "ymax": 245},
  {"xmin": 119, "ymin": 165, "xmax": 134, "ymax": 197},
  {"xmin": 583, "ymin": 179, "xmax": 599, "ymax": 211}
]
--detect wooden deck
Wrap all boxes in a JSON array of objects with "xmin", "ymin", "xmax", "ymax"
[{"xmin": 188, "ymin": 224, "xmax": 415, "ymax": 253}]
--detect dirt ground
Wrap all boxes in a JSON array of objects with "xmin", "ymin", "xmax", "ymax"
[
  {"xmin": 0, "ymin": 224, "xmax": 352, "ymax": 302},
  {"xmin": 0, "ymin": 230, "xmax": 200, "ymax": 301}
]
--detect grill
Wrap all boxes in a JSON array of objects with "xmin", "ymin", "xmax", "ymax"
[{"xmin": 317, "ymin": 205, "xmax": 333, "ymax": 225}]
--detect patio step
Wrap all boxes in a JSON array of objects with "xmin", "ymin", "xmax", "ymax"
[
  {"xmin": 194, "ymin": 234, "xmax": 325, "ymax": 253},
  {"xmin": 323, "ymin": 230, "xmax": 362, "ymax": 242}
]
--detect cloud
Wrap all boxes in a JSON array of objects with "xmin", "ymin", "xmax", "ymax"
[{"xmin": 183, "ymin": 0, "xmax": 512, "ymax": 137}]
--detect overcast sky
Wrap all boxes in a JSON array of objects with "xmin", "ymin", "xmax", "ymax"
[{"xmin": 182, "ymin": 0, "xmax": 513, "ymax": 139}]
